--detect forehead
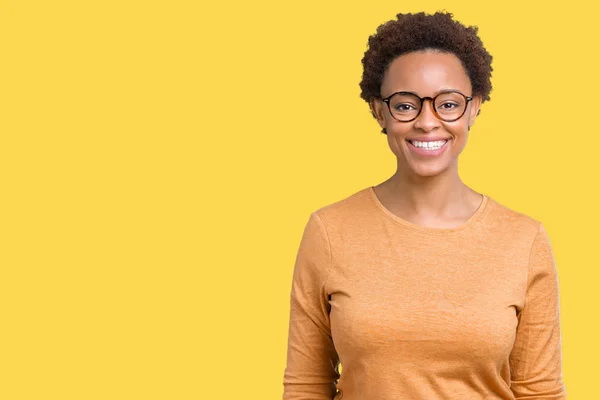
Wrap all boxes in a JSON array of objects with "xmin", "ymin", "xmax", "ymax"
[{"xmin": 381, "ymin": 50, "xmax": 472, "ymax": 97}]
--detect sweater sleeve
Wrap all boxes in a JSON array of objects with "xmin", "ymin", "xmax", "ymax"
[
  {"xmin": 509, "ymin": 223, "xmax": 567, "ymax": 399},
  {"xmin": 283, "ymin": 212, "xmax": 340, "ymax": 400}
]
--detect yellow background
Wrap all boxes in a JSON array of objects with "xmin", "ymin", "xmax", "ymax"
[{"xmin": 0, "ymin": 1, "xmax": 595, "ymax": 398}]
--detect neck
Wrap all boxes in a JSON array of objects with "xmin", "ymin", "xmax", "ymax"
[{"xmin": 381, "ymin": 166, "xmax": 475, "ymax": 218}]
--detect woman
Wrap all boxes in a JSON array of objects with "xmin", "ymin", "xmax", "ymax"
[{"xmin": 282, "ymin": 11, "xmax": 566, "ymax": 400}]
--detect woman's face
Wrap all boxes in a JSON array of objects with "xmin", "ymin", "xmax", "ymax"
[{"xmin": 371, "ymin": 50, "xmax": 482, "ymax": 178}]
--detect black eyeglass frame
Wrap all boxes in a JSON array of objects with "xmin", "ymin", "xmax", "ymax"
[{"xmin": 381, "ymin": 90, "xmax": 473, "ymax": 123}]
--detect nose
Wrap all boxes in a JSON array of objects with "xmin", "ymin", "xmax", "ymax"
[{"xmin": 413, "ymin": 99, "xmax": 441, "ymax": 131}]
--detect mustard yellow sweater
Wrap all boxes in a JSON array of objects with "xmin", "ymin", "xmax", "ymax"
[{"xmin": 283, "ymin": 186, "xmax": 566, "ymax": 399}]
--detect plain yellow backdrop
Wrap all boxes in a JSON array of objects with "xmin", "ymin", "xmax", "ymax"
[{"xmin": 0, "ymin": 0, "xmax": 596, "ymax": 399}]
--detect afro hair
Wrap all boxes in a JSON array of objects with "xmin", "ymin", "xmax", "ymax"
[{"xmin": 359, "ymin": 11, "xmax": 493, "ymax": 125}]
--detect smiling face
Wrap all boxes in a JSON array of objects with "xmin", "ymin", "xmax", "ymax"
[{"xmin": 371, "ymin": 50, "xmax": 482, "ymax": 178}]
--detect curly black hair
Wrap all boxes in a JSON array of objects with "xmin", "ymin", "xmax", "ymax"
[{"xmin": 359, "ymin": 11, "xmax": 493, "ymax": 131}]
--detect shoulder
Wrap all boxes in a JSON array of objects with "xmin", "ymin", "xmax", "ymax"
[
  {"xmin": 484, "ymin": 195, "xmax": 543, "ymax": 241},
  {"xmin": 311, "ymin": 186, "xmax": 373, "ymax": 228}
]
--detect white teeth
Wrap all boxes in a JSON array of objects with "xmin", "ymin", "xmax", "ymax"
[{"xmin": 409, "ymin": 139, "xmax": 448, "ymax": 150}]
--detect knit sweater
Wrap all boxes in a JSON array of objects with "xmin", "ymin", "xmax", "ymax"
[{"xmin": 282, "ymin": 186, "xmax": 566, "ymax": 399}]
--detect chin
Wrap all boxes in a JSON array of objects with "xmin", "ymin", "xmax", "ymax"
[{"xmin": 407, "ymin": 160, "xmax": 454, "ymax": 177}]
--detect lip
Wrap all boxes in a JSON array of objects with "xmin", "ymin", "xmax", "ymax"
[
  {"xmin": 406, "ymin": 137, "xmax": 451, "ymax": 157},
  {"xmin": 405, "ymin": 137, "xmax": 452, "ymax": 142}
]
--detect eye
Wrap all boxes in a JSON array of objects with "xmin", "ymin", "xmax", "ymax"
[
  {"xmin": 438, "ymin": 102, "xmax": 458, "ymax": 110},
  {"xmin": 393, "ymin": 103, "xmax": 416, "ymax": 112}
]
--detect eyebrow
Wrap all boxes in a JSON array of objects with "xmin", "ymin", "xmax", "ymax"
[{"xmin": 386, "ymin": 88, "xmax": 463, "ymax": 97}]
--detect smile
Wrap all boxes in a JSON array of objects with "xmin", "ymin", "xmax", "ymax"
[
  {"xmin": 407, "ymin": 139, "xmax": 449, "ymax": 149},
  {"xmin": 406, "ymin": 138, "xmax": 451, "ymax": 156}
]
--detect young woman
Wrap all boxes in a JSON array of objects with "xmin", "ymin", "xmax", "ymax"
[{"xmin": 283, "ymin": 11, "xmax": 566, "ymax": 400}]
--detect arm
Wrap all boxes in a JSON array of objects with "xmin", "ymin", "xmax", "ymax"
[
  {"xmin": 509, "ymin": 223, "xmax": 567, "ymax": 399},
  {"xmin": 282, "ymin": 212, "xmax": 340, "ymax": 400}
]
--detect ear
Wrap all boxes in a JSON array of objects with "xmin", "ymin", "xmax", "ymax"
[
  {"xmin": 468, "ymin": 95, "xmax": 483, "ymax": 129},
  {"xmin": 370, "ymin": 98, "xmax": 387, "ymax": 132}
]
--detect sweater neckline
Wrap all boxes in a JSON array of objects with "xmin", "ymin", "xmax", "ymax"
[{"xmin": 367, "ymin": 186, "xmax": 490, "ymax": 234}]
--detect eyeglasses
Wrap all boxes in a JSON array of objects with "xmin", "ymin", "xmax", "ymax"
[{"xmin": 381, "ymin": 90, "xmax": 473, "ymax": 122}]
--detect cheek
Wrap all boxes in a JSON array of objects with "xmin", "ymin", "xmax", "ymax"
[
  {"xmin": 446, "ymin": 122, "xmax": 469, "ymax": 139},
  {"xmin": 385, "ymin": 134, "xmax": 406, "ymax": 156},
  {"xmin": 449, "ymin": 129, "xmax": 470, "ymax": 153},
  {"xmin": 386, "ymin": 129, "xmax": 410, "ymax": 147}
]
